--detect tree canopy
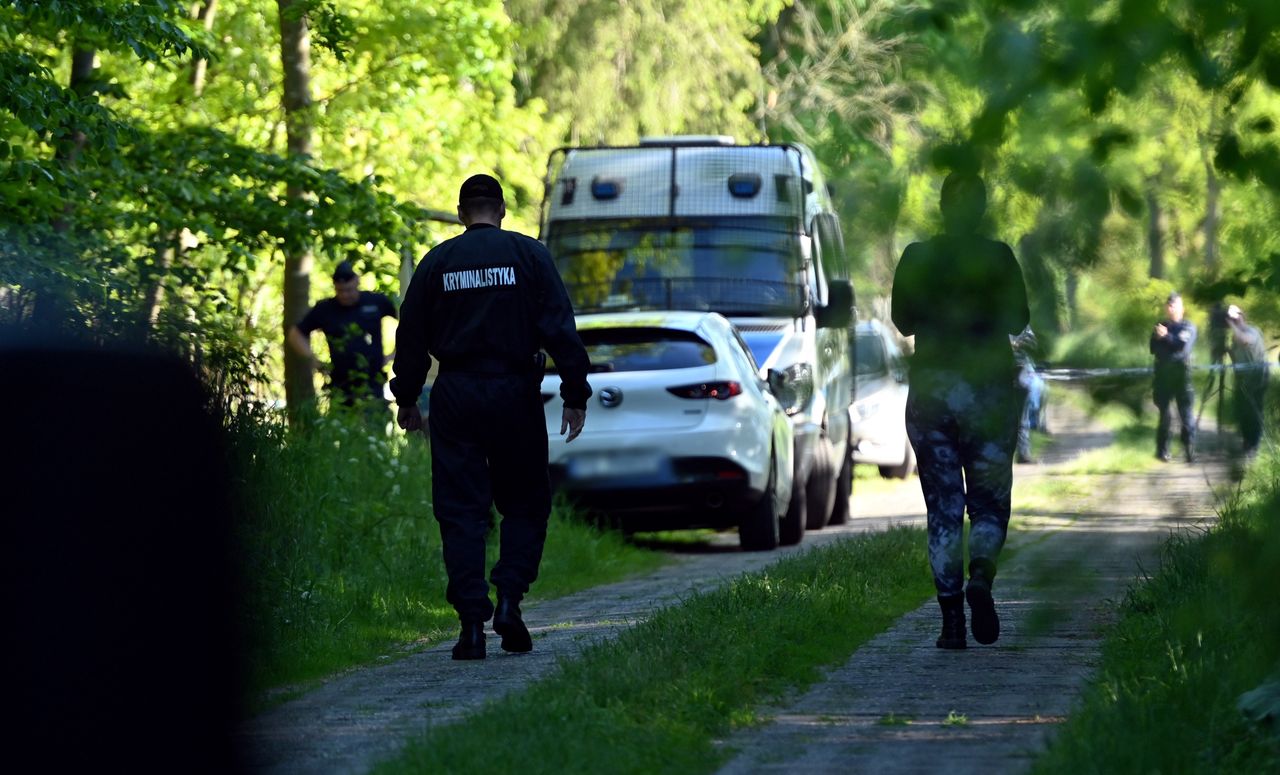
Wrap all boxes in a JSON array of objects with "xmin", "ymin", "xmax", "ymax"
[{"xmin": 3, "ymin": 0, "xmax": 1278, "ymax": 407}]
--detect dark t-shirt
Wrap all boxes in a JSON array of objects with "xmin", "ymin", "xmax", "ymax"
[
  {"xmin": 297, "ymin": 291, "xmax": 397, "ymax": 391},
  {"xmin": 891, "ymin": 233, "xmax": 1030, "ymax": 382}
]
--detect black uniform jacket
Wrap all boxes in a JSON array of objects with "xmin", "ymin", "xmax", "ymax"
[
  {"xmin": 390, "ymin": 223, "xmax": 592, "ymax": 409},
  {"xmin": 1150, "ymin": 318, "xmax": 1196, "ymax": 386}
]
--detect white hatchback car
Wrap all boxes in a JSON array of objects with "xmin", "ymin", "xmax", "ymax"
[
  {"xmin": 543, "ymin": 311, "xmax": 795, "ymax": 550},
  {"xmin": 850, "ymin": 320, "xmax": 915, "ymax": 478}
]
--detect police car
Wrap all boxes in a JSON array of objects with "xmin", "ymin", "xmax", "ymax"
[
  {"xmin": 542, "ymin": 310, "xmax": 796, "ymax": 550},
  {"xmin": 850, "ymin": 319, "xmax": 914, "ymax": 478}
]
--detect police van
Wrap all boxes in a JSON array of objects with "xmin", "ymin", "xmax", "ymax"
[{"xmin": 539, "ymin": 136, "xmax": 855, "ymax": 545}]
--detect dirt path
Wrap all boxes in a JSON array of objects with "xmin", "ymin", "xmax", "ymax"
[
  {"xmin": 239, "ymin": 392, "xmax": 1232, "ymax": 774},
  {"xmin": 712, "ymin": 400, "xmax": 1231, "ymax": 774}
]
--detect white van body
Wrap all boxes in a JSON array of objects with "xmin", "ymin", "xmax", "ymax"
[{"xmin": 539, "ymin": 138, "xmax": 856, "ymax": 543}]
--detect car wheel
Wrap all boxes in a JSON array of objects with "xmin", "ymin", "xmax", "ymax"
[
  {"xmin": 827, "ymin": 443, "xmax": 853, "ymax": 525},
  {"xmin": 739, "ymin": 451, "xmax": 780, "ymax": 551},
  {"xmin": 778, "ymin": 462, "xmax": 806, "ymax": 546},
  {"xmin": 805, "ymin": 446, "xmax": 837, "ymax": 530},
  {"xmin": 879, "ymin": 440, "xmax": 916, "ymax": 479}
]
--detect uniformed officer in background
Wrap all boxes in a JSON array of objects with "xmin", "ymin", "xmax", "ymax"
[
  {"xmin": 390, "ymin": 174, "xmax": 591, "ymax": 660},
  {"xmin": 892, "ymin": 171, "xmax": 1029, "ymax": 650},
  {"xmin": 288, "ymin": 260, "xmax": 397, "ymax": 410},
  {"xmin": 1150, "ymin": 292, "xmax": 1197, "ymax": 463}
]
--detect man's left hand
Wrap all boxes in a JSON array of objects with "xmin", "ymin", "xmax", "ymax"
[{"xmin": 397, "ymin": 404, "xmax": 423, "ymax": 432}]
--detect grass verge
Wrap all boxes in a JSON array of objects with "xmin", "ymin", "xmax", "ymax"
[
  {"xmin": 1032, "ymin": 445, "xmax": 1280, "ymax": 773},
  {"xmin": 231, "ymin": 408, "xmax": 667, "ymax": 700},
  {"xmin": 375, "ymin": 527, "xmax": 932, "ymax": 775}
]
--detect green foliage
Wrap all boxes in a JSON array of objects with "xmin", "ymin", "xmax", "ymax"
[
  {"xmin": 507, "ymin": 0, "xmax": 781, "ymax": 143},
  {"xmin": 1033, "ymin": 446, "xmax": 1280, "ymax": 773},
  {"xmin": 377, "ymin": 528, "xmax": 932, "ymax": 775},
  {"xmin": 5, "ymin": 0, "xmax": 211, "ymax": 62}
]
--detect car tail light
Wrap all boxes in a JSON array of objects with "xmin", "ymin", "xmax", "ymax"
[{"xmin": 666, "ymin": 381, "xmax": 742, "ymax": 400}]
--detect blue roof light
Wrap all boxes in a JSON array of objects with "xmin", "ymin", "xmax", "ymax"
[
  {"xmin": 591, "ymin": 177, "xmax": 623, "ymax": 200},
  {"xmin": 728, "ymin": 173, "xmax": 761, "ymax": 198}
]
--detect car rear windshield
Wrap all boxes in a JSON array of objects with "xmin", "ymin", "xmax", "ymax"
[
  {"xmin": 546, "ymin": 327, "xmax": 716, "ymax": 373},
  {"xmin": 545, "ymin": 216, "xmax": 804, "ymax": 317}
]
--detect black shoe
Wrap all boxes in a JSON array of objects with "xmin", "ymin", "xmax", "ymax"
[
  {"xmin": 1185, "ymin": 450, "xmax": 1197, "ymax": 463},
  {"xmin": 493, "ymin": 596, "xmax": 533, "ymax": 653},
  {"xmin": 451, "ymin": 620, "xmax": 486, "ymax": 660},
  {"xmin": 966, "ymin": 580, "xmax": 1000, "ymax": 645},
  {"xmin": 935, "ymin": 594, "xmax": 966, "ymax": 650},
  {"xmin": 1157, "ymin": 452, "xmax": 1171, "ymax": 462}
]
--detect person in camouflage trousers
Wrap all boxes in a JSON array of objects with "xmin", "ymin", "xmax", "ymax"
[{"xmin": 892, "ymin": 171, "xmax": 1029, "ymax": 650}]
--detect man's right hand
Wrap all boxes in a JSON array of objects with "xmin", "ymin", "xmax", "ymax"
[
  {"xmin": 560, "ymin": 407, "xmax": 586, "ymax": 443},
  {"xmin": 1154, "ymin": 323, "xmax": 1168, "ymax": 337},
  {"xmin": 398, "ymin": 404, "xmax": 423, "ymax": 432}
]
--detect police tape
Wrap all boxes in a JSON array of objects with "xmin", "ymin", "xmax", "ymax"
[{"xmin": 1039, "ymin": 362, "xmax": 1272, "ymax": 382}]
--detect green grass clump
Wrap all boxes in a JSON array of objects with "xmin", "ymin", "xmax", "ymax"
[
  {"xmin": 1033, "ymin": 448, "xmax": 1280, "ymax": 773},
  {"xmin": 230, "ymin": 408, "xmax": 666, "ymax": 697},
  {"xmin": 377, "ymin": 527, "xmax": 931, "ymax": 775}
]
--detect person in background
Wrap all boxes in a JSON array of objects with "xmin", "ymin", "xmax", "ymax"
[
  {"xmin": 1012, "ymin": 326, "xmax": 1046, "ymax": 465},
  {"xmin": 289, "ymin": 260, "xmax": 397, "ymax": 410},
  {"xmin": 1150, "ymin": 292, "xmax": 1197, "ymax": 463},
  {"xmin": 892, "ymin": 171, "xmax": 1030, "ymax": 650},
  {"xmin": 1226, "ymin": 304, "xmax": 1269, "ymax": 457}
]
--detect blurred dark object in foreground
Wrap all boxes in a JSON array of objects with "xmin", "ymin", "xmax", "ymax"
[{"xmin": 1, "ymin": 333, "xmax": 244, "ymax": 773}]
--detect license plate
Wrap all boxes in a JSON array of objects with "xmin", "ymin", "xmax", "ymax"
[{"xmin": 568, "ymin": 450, "xmax": 664, "ymax": 479}]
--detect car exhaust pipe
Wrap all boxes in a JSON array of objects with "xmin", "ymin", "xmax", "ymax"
[{"xmin": 705, "ymin": 492, "xmax": 725, "ymax": 509}]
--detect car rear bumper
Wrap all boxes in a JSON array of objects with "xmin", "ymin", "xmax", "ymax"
[{"xmin": 551, "ymin": 456, "xmax": 763, "ymax": 530}]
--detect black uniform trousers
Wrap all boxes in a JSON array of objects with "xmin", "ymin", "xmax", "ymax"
[
  {"xmin": 1153, "ymin": 373, "xmax": 1196, "ymax": 458},
  {"xmin": 428, "ymin": 371, "xmax": 551, "ymax": 623}
]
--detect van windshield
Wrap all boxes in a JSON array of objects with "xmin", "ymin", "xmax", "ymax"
[{"xmin": 545, "ymin": 216, "xmax": 804, "ymax": 317}]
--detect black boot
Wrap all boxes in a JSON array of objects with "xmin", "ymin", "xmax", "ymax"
[
  {"xmin": 493, "ymin": 596, "xmax": 533, "ymax": 653},
  {"xmin": 451, "ymin": 620, "xmax": 486, "ymax": 660},
  {"xmin": 936, "ymin": 594, "xmax": 967, "ymax": 649},
  {"xmin": 966, "ymin": 559, "xmax": 1000, "ymax": 645}
]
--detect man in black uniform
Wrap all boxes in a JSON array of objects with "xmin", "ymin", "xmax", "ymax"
[
  {"xmin": 1150, "ymin": 292, "xmax": 1197, "ymax": 463},
  {"xmin": 390, "ymin": 174, "xmax": 591, "ymax": 660},
  {"xmin": 892, "ymin": 171, "xmax": 1029, "ymax": 650},
  {"xmin": 289, "ymin": 261, "xmax": 398, "ymax": 408}
]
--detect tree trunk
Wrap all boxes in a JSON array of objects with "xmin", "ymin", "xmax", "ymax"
[
  {"xmin": 1146, "ymin": 187, "xmax": 1165, "ymax": 279},
  {"xmin": 142, "ymin": 238, "xmax": 177, "ymax": 332},
  {"xmin": 145, "ymin": 3, "xmax": 219, "ymax": 334},
  {"xmin": 35, "ymin": 47, "xmax": 97, "ymax": 329},
  {"xmin": 1064, "ymin": 269, "xmax": 1078, "ymax": 331},
  {"xmin": 190, "ymin": 1, "xmax": 219, "ymax": 98},
  {"xmin": 1202, "ymin": 155, "xmax": 1220, "ymax": 272},
  {"xmin": 278, "ymin": 0, "xmax": 316, "ymax": 414}
]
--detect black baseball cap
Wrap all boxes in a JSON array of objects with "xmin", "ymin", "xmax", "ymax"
[
  {"xmin": 459, "ymin": 173, "xmax": 503, "ymax": 202},
  {"xmin": 332, "ymin": 261, "xmax": 357, "ymax": 282}
]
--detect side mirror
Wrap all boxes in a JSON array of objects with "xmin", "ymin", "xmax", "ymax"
[
  {"xmin": 815, "ymin": 279, "xmax": 853, "ymax": 329},
  {"xmin": 766, "ymin": 368, "xmax": 786, "ymax": 396}
]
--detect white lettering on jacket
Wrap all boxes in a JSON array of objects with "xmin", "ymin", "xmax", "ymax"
[{"xmin": 442, "ymin": 266, "xmax": 517, "ymax": 292}]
